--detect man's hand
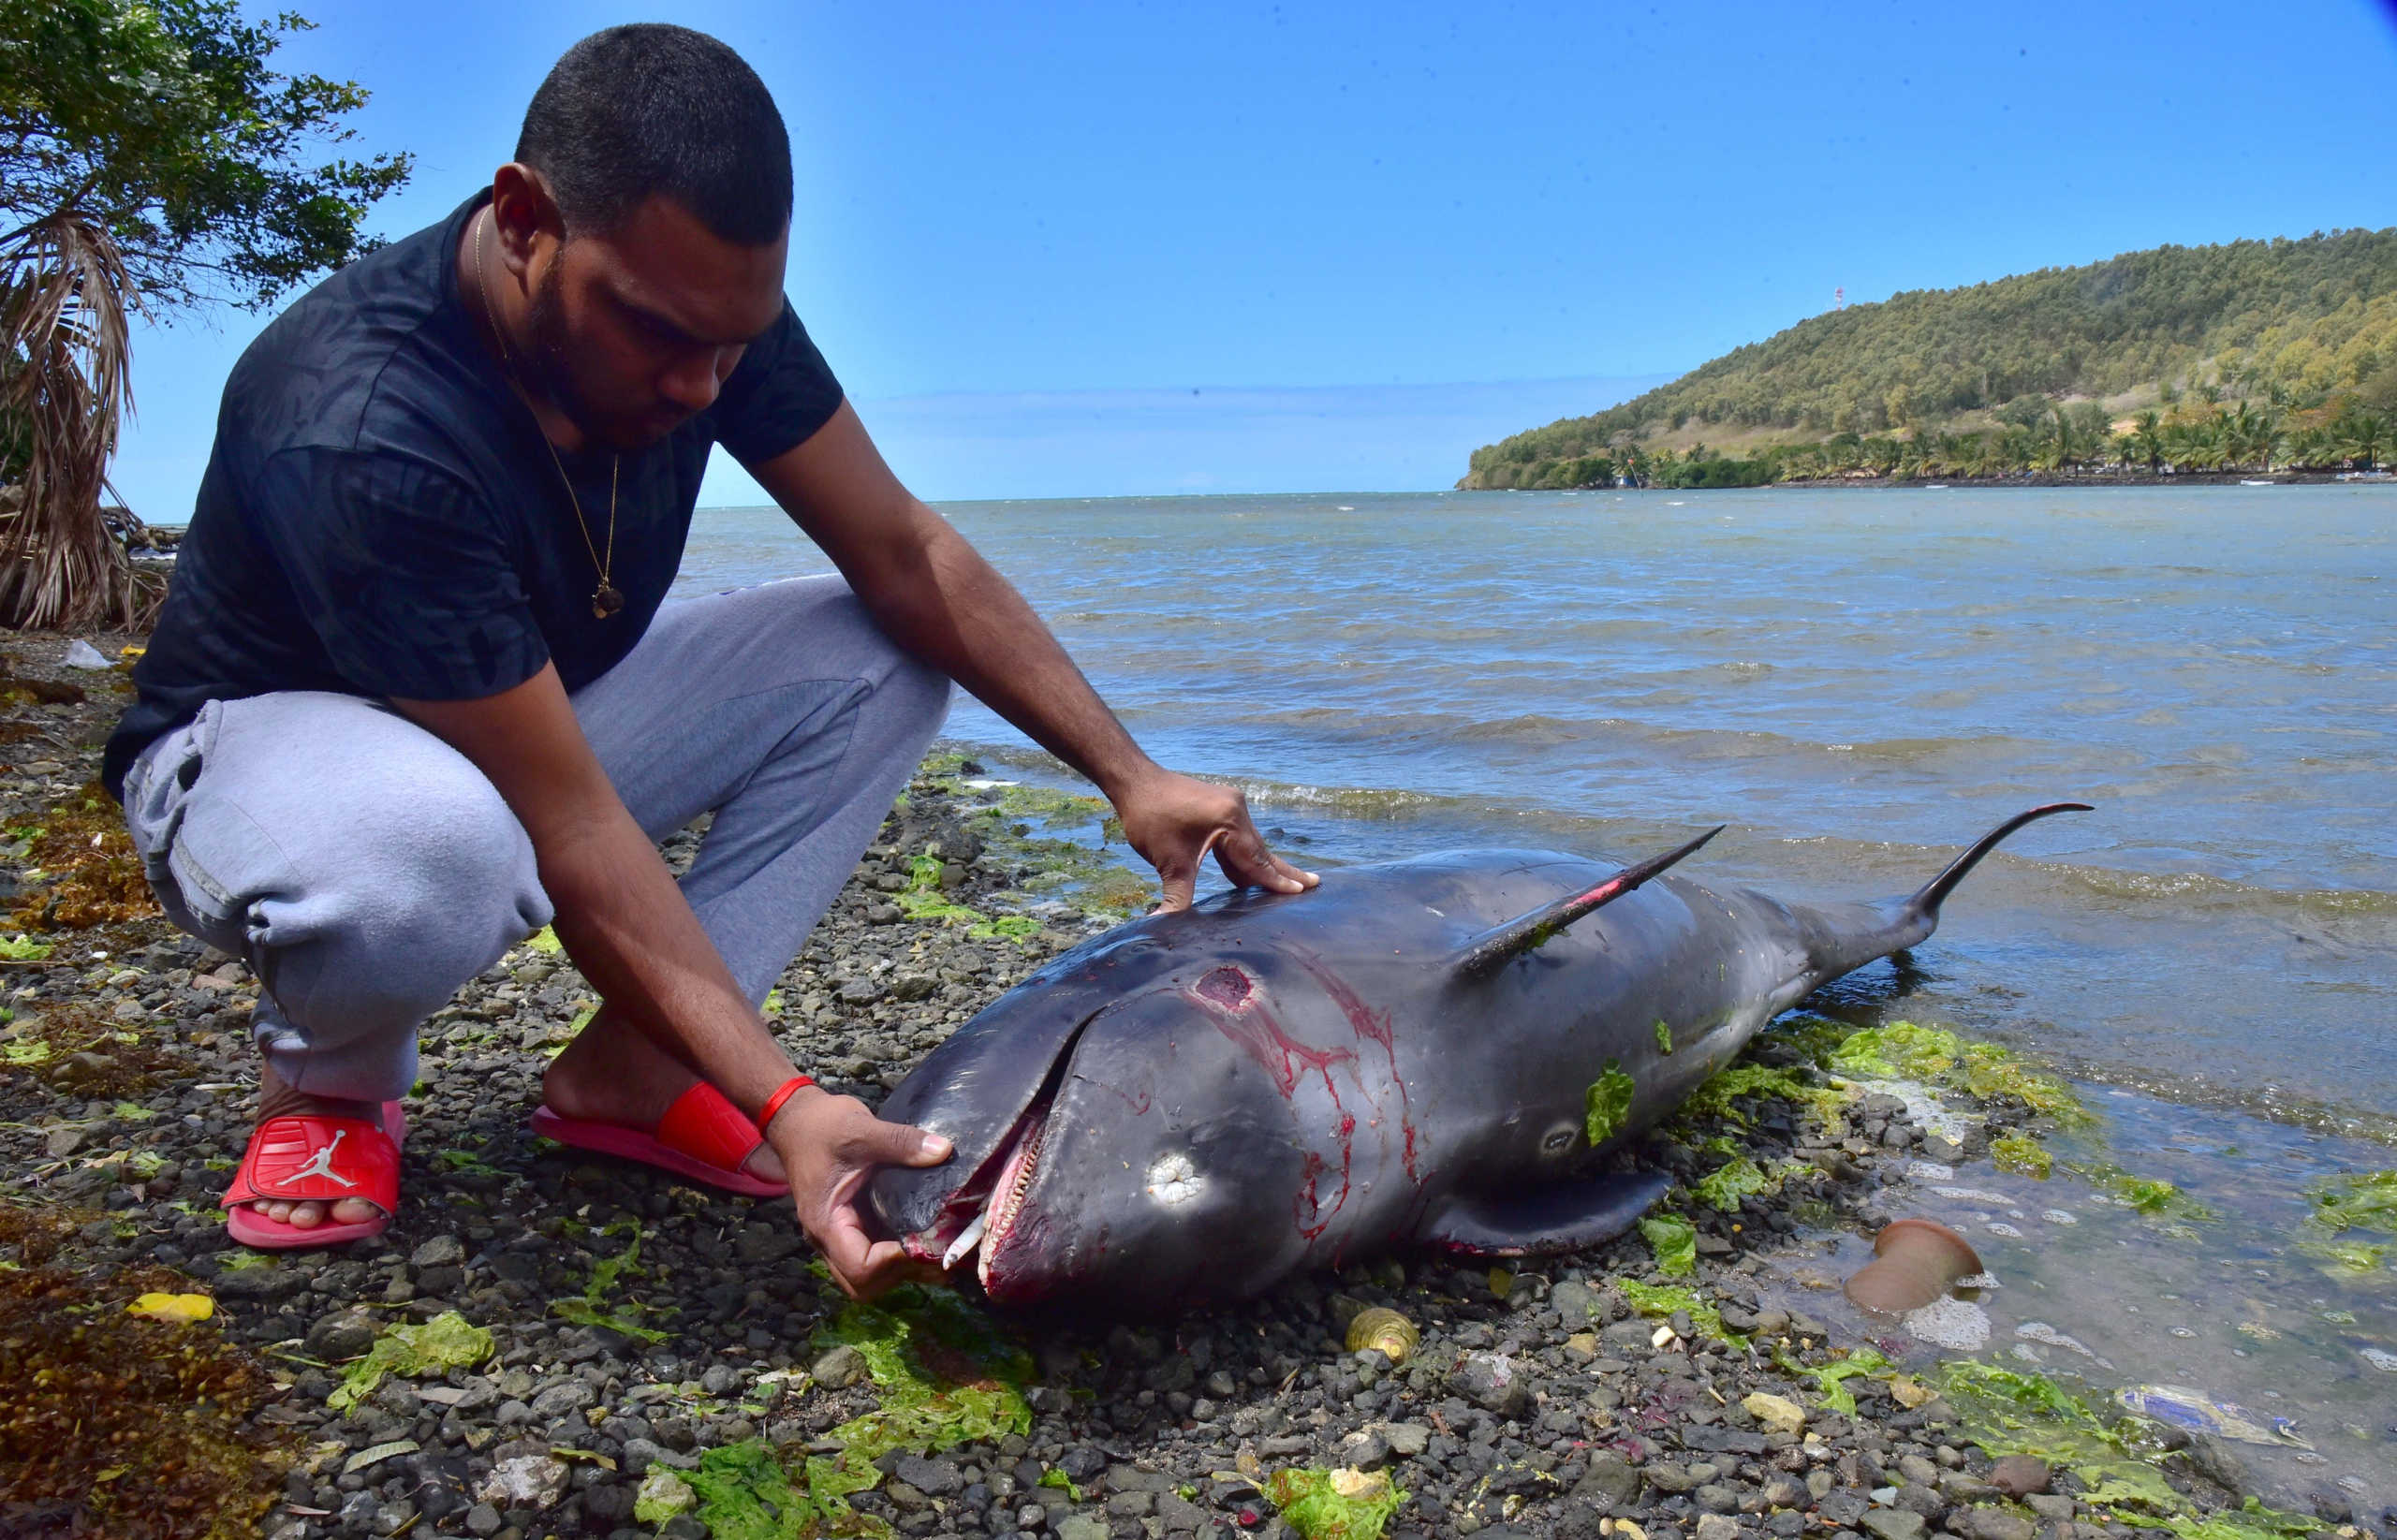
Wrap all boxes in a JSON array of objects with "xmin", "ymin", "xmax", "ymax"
[
  {"xmin": 770, "ymin": 1087, "xmax": 953, "ymax": 1298},
  {"xmin": 1113, "ymin": 766, "xmax": 1320, "ymax": 913}
]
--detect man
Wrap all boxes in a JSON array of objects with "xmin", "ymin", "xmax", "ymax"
[{"xmin": 105, "ymin": 23, "xmax": 1315, "ymax": 1299}]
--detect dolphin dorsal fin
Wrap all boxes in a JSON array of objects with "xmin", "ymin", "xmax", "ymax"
[{"xmin": 1454, "ymin": 827, "xmax": 1724, "ymax": 979}]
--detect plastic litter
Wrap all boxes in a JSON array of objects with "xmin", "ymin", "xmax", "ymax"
[
  {"xmin": 2116, "ymin": 1385, "xmax": 2308, "ymax": 1447},
  {"xmin": 62, "ymin": 639, "xmax": 112, "ymax": 669},
  {"xmin": 1847, "ymin": 1217, "xmax": 1983, "ymax": 1315}
]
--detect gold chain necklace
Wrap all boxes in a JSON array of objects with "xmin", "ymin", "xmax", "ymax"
[{"xmin": 474, "ymin": 209, "xmax": 625, "ymax": 620}]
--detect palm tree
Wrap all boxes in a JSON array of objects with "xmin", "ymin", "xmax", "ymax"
[
  {"xmin": 2336, "ymin": 408, "xmax": 2388, "ymax": 470},
  {"xmin": 0, "ymin": 212, "xmax": 160, "ymax": 629},
  {"xmin": 2130, "ymin": 411, "xmax": 2165, "ymax": 474}
]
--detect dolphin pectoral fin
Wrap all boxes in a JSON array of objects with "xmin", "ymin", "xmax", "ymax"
[
  {"xmin": 1415, "ymin": 1170, "xmax": 1672, "ymax": 1257},
  {"xmin": 1455, "ymin": 829, "xmax": 1724, "ymax": 978}
]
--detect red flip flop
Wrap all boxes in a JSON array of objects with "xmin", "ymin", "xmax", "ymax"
[
  {"xmin": 530, "ymin": 1081, "xmax": 787, "ymax": 1198},
  {"xmin": 221, "ymin": 1102, "xmax": 407, "ymax": 1250}
]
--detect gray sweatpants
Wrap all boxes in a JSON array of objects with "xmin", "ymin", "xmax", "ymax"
[{"xmin": 119, "ymin": 577, "xmax": 951, "ymax": 1102}]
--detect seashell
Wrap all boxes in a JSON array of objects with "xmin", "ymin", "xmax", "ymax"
[{"xmin": 1344, "ymin": 1306, "xmax": 1419, "ymax": 1365}]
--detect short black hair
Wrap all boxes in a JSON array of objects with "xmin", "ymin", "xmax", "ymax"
[{"xmin": 516, "ymin": 23, "xmax": 792, "ymax": 245}]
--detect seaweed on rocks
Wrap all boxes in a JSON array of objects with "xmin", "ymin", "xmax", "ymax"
[{"xmin": 0, "ymin": 1200, "xmax": 298, "ymax": 1540}]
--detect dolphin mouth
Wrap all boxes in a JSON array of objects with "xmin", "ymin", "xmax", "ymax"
[{"xmin": 898, "ymin": 1020, "xmax": 1081, "ymax": 1282}]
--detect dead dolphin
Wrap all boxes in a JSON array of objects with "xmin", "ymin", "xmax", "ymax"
[{"xmin": 869, "ymin": 803, "xmax": 2087, "ymax": 1308}]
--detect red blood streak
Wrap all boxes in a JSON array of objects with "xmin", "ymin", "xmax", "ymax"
[{"xmin": 1292, "ymin": 953, "xmax": 1423, "ymax": 1182}]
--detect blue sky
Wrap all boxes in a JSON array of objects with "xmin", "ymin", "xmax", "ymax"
[{"xmin": 110, "ymin": 0, "xmax": 2397, "ymax": 514}]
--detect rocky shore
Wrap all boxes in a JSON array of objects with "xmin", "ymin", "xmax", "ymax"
[{"xmin": 0, "ymin": 636, "xmax": 2358, "ymax": 1540}]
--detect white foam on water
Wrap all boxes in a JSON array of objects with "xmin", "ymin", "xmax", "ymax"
[
  {"xmin": 1987, "ymin": 1222, "xmax": 2024, "ymax": 1237},
  {"xmin": 2361, "ymin": 1348, "xmax": 2397, "ymax": 1372},
  {"xmin": 2042, "ymin": 1209, "xmax": 2079, "ymax": 1225},
  {"xmin": 1905, "ymin": 1160, "xmax": 1956, "ymax": 1181},
  {"xmin": 1933, "ymin": 1185, "xmax": 2012, "ymax": 1205},
  {"xmin": 1904, "ymin": 1296, "xmax": 1992, "ymax": 1351},
  {"xmin": 2017, "ymin": 1322, "xmax": 2096, "ymax": 1357}
]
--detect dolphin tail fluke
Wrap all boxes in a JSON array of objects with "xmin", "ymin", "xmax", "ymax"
[
  {"xmin": 1456, "ymin": 826, "xmax": 1725, "ymax": 979},
  {"xmin": 1904, "ymin": 801, "xmax": 2094, "ymax": 922},
  {"xmin": 1785, "ymin": 801, "xmax": 2092, "ymax": 990}
]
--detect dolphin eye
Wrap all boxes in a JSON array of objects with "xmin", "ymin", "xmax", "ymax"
[{"xmin": 1539, "ymin": 1124, "xmax": 1580, "ymax": 1157}]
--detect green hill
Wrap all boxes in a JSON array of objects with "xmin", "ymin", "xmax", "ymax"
[{"xmin": 1463, "ymin": 227, "xmax": 2397, "ymax": 488}]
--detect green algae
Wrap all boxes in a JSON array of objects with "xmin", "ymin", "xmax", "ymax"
[
  {"xmin": 1676, "ymin": 1062, "xmax": 1850, "ymax": 1131},
  {"xmin": 684, "ymin": 1439, "xmax": 817, "ymax": 1540},
  {"xmin": 2295, "ymin": 1170, "xmax": 2397, "ymax": 1277},
  {"xmin": 1927, "ymin": 1361, "xmax": 2317, "ymax": 1538},
  {"xmin": 2296, "ymin": 1236, "xmax": 2392, "ymax": 1276},
  {"xmin": 1692, "ymin": 1154, "xmax": 1776, "ymax": 1211},
  {"xmin": 1264, "ymin": 1466, "xmax": 1408, "ymax": 1540},
  {"xmin": 654, "ymin": 1285, "xmax": 1033, "ymax": 1538},
  {"xmin": 633, "ymin": 1467, "xmax": 697, "ymax": 1525},
  {"xmin": 1639, "ymin": 1213, "xmax": 1698, "ymax": 1277},
  {"xmin": 1654, "ymin": 1020, "xmax": 1673, "ymax": 1054},
  {"xmin": 1618, "ymin": 1279, "xmax": 1747, "ymax": 1348},
  {"xmin": 550, "ymin": 1222, "xmax": 669, "ymax": 1343},
  {"xmin": 1992, "ymin": 1131, "xmax": 2053, "ymax": 1179},
  {"xmin": 328, "ymin": 1311, "xmax": 493, "ymax": 1413},
  {"xmin": 1583, "ymin": 1062, "xmax": 1635, "ymax": 1146},
  {"xmin": 0, "ymin": 933, "xmax": 52, "ymax": 960},
  {"xmin": 893, "ymin": 853, "xmax": 1042, "ymax": 943},
  {"xmin": 1777, "ymin": 1344, "xmax": 1892, "ymax": 1415},
  {"xmin": 2068, "ymin": 1161, "xmax": 2215, "ymax": 1223},
  {"xmin": 795, "ymin": 1283, "xmax": 1035, "ymax": 1534},
  {"xmin": 1037, "ymin": 1467, "xmax": 1083, "ymax": 1502},
  {"xmin": 1830, "ymin": 1020, "xmax": 2087, "ymax": 1123},
  {"xmin": 2305, "ymin": 1168, "xmax": 2397, "ymax": 1234}
]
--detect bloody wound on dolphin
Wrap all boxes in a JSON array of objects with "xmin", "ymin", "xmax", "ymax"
[{"xmin": 870, "ymin": 801, "xmax": 2091, "ymax": 1309}]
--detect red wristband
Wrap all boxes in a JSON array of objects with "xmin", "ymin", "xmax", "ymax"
[{"xmin": 757, "ymin": 1075, "xmax": 816, "ymax": 1134}]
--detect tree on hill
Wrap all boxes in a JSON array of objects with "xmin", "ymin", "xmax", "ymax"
[
  {"xmin": 0, "ymin": 0, "xmax": 410, "ymax": 628},
  {"xmin": 1463, "ymin": 229, "xmax": 2397, "ymax": 490}
]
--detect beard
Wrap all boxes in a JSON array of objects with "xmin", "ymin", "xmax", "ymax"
[{"xmin": 521, "ymin": 261, "xmax": 678, "ymax": 453}]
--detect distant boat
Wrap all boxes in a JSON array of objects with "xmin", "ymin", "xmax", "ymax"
[
  {"xmin": 2240, "ymin": 478, "xmax": 2278, "ymax": 487},
  {"xmin": 1923, "ymin": 484, "xmax": 1949, "ymax": 490}
]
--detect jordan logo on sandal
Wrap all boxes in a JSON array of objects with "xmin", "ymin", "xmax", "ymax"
[{"xmin": 280, "ymin": 1130, "xmax": 358, "ymax": 1188}]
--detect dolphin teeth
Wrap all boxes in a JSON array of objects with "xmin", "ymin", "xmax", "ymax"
[{"xmin": 942, "ymin": 1211, "xmax": 988, "ymax": 1270}]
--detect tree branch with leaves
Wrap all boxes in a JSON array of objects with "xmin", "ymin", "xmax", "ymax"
[{"xmin": 0, "ymin": 0, "xmax": 410, "ymax": 627}]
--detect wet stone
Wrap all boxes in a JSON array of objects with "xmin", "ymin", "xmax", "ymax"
[
  {"xmin": 1962, "ymin": 1508, "xmax": 2037, "ymax": 1540},
  {"xmin": 1862, "ymin": 1509, "xmax": 1928, "ymax": 1540},
  {"xmin": 409, "ymin": 1235, "xmax": 466, "ymax": 1269},
  {"xmin": 1696, "ymin": 1516, "xmax": 1743, "ymax": 1540}
]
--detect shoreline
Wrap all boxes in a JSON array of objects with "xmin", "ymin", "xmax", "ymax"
[
  {"xmin": 0, "ymin": 641, "xmax": 2375, "ymax": 1540},
  {"xmin": 1467, "ymin": 472, "xmax": 2394, "ymax": 492}
]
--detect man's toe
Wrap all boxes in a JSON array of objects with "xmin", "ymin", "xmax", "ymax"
[
  {"xmin": 331, "ymin": 1197, "xmax": 384, "ymax": 1225},
  {"xmin": 743, "ymin": 1146, "xmax": 789, "ymax": 1186}
]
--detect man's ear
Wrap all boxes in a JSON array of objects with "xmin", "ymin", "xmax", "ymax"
[{"xmin": 488, "ymin": 162, "xmax": 567, "ymax": 277}]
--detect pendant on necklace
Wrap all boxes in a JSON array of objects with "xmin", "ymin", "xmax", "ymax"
[{"xmin": 593, "ymin": 584, "xmax": 625, "ymax": 620}]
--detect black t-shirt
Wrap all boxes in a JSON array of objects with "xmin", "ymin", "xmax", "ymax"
[{"xmin": 103, "ymin": 193, "xmax": 844, "ymax": 799}]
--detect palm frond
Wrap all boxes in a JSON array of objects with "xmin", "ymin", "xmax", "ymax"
[{"xmin": 0, "ymin": 208, "xmax": 162, "ymax": 630}]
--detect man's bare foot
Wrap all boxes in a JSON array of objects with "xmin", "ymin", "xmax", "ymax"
[
  {"xmin": 541, "ymin": 1005, "xmax": 787, "ymax": 1184},
  {"xmin": 235, "ymin": 1064, "xmax": 390, "ymax": 1231}
]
